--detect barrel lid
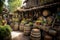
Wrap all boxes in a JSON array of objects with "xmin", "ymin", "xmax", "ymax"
[{"xmin": 32, "ymin": 29, "xmax": 40, "ymax": 32}]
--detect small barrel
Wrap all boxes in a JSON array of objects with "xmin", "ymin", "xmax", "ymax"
[
  {"xmin": 24, "ymin": 24, "xmax": 31, "ymax": 36},
  {"xmin": 44, "ymin": 35, "xmax": 52, "ymax": 40},
  {"xmin": 19, "ymin": 23, "xmax": 24, "ymax": 31},
  {"xmin": 49, "ymin": 29, "xmax": 56, "ymax": 36},
  {"xmin": 47, "ymin": 16, "xmax": 53, "ymax": 25},
  {"xmin": 10, "ymin": 23, "xmax": 14, "ymax": 30},
  {"xmin": 30, "ymin": 29, "xmax": 41, "ymax": 40},
  {"xmin": 13, "ymin": 22, "xmax": 18, "ymax": 31}
]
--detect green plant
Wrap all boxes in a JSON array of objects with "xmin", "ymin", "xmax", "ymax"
[
  {"xmin": 0, "ymin": 0, "xmax": 5, "ymax": 13},
  {"xmin": 9, "ymin": 0, "xmax": 22, "ymax": 12},
  {"xmin": 0, "ymin": 25, "xmax": 12, "ymax": 40}
]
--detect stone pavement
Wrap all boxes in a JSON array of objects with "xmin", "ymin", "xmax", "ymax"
[{"xmin": 11, "ymin": 31, "xmax": 30, "ymax": 40}]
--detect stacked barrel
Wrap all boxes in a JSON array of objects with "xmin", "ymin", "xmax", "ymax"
[
  {"xmin": 19, "ymin": 23, "xmax": 24, "ymax": 31},
  {"xmin": 13, "ymin": 22, "xmax": 19, "ymax": 31},
  {"xmin": 24, "ymin": 24, "xmax": 31, "ymax": 35},
  {"xmin": 10, "ymin": 22, "xmax": 19, "ymax": 31},
  {"xmin": 30, "ymin": 29, "xmax": 41, "ymax": 40}
]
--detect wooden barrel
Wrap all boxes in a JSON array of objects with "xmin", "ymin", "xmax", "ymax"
[
  {"xmin": 47, "ymin": 16, "xmax": 53, "ymax": 25},
  {"xmin": 49, "ymin": 29, "xmax": 56, "ymax": 36},
  {"xmin": 44, "ymin": 35, "xmax": 52, "ymax": 40},
  {"xmin": 43, "ymin": 10, "xmax": 49, "ymax": 16},
  {"xmin": 19, "ymin": 23, "xmax": 24, "ymax": 31},
  {"xmin": 24, "ymin": 24, "xmax": 31, "ymax": 35},
  {"xmin": 30, "ymin": 29, "xmax": 41, "ymax": 40},
  {"xmin": 13, "ymin": 22, "xmax": 18, "ymax": 31},
  {"xmin": 10, "ymin": 23, "xmax": 14, "ymax": 28}
]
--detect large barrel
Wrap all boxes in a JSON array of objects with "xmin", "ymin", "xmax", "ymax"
[
  {"xmin": 24, "ymin": 24, "xmax": 31, "ymax": 36},
  {"xmin": 19, "ymin": 23, "xmax": 24, "ymax": 31},
  {"xmin": 13, "ymin": 22, "xmax": 18, "ymax": 31},
  {"xmin": 44, "ymin": 35, "xmax": 52, "ymax": 40},
  {"xmin": 30, "ymin": 29, "xmax": 41, "ymax": 40}
]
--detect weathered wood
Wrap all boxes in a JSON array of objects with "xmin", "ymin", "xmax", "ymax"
[
  {"xmin": 14, "ymin": 2, "xmax": 58, "ymax": 12},
  {"xmin": 30, "ymin": 29, "xmax": 41, "ymax": 40}
]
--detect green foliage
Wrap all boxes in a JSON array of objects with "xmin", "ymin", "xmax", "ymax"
[
  {"xmin": 9, "ymin": 0, "xmax": 22, "ymax": 12},
  {"xmin": 0, "ymin": 25, "xmax": 12, "ymax": 40},
  {"xmin": 0, "ymin": 0, "xmax": 4, "ymax": 13}
]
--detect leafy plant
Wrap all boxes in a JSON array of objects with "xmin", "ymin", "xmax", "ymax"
[
  {"xmin": 0, "ymin": 0, "xmax": 5, "ymax": 13},
  {"xmin": 9, "ymin": 0, "xmax": 22, "ymax": 12},
  {"xmin": 0, "ymin": 25, "xmax": 12, "ymax": 40}
]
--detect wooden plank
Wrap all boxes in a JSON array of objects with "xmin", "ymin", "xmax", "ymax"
[{"xmin": 15, "ymin": 2, "xmax": 59, "ymax": 12}]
